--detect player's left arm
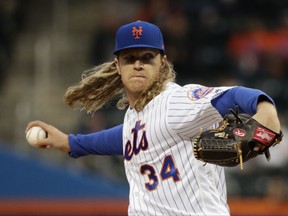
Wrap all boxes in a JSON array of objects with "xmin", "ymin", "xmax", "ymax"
[
  {"xmin": 252, "ymin": 101, "xmax": 281, "ymax": 133},
  {"xmin": 211, "ymin": 86, "xmax": 281, "ymax": 133},
  {"xmin": 211, "ymin": 86, "xmax": 275, "ymax": 116}
]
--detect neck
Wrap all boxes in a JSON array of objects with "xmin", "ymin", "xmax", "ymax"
[{"xmin": 127, "ymin": 94, "xmax": 139, "ymax": 109}]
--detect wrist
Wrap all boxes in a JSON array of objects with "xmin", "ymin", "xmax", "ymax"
[{"xmin": 59, "ymin": 135, "xmax": 70, "ymax": 153}]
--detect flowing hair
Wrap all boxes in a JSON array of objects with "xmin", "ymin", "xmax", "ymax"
[{"xmin": 64, "ymin": 59, "xmax": 176, "ymax": 113}]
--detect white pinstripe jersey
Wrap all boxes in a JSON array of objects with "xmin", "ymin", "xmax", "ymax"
[{"xmin": 123, "ymin": 82, "xmax": 232, "ymax": 216}]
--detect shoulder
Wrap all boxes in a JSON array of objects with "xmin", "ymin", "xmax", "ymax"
[
  {"xmin": 163, "ymin": 82, "xmax": 235, "ymax": 100},
  {"xmin": 181, "ymin": 84, "xmax": 234, "ymax": 101}
]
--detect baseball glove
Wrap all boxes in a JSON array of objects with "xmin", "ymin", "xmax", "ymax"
[{"xmin": 193, "ymin": 107, "xmax": 283, "ymax": 169}]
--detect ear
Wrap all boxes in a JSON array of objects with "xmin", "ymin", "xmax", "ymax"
[
  {"xmin": 161, "ymin": 55, "xmax": 167, "ymax": 68},
  {"xmin": 114, "ymin": 58, "xmax": 121, "ymax": 75}
]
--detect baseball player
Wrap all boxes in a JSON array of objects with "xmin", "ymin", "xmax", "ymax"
[{"xmin": 26, "ymin": 21, "xmax": 281, "ymax": 215}]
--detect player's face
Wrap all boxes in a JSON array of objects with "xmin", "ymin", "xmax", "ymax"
[{"xmin": 115, "ymin": 48, "xmax": 166, "ymax": 102}]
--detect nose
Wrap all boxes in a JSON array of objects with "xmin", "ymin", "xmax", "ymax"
[{"xmin": 134, "ymin": 60, "xmax": 144, "ymax": 70}]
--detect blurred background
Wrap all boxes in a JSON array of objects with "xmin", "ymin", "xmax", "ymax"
[{"xmin": 0, "ymin": 0, "xmax": 287, "ymax": 215}]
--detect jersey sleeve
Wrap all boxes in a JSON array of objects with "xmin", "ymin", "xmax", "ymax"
[
  {"xmin": 68, "ymin": 124, "xmax": 123, "ymax": 158},
  {"xmin": 211, "ymin": 86, "xmax": 275, "ymax": 117},
  {"xmin": 166, "ymin": 84, "xmax": 231, "ymax": 138}
]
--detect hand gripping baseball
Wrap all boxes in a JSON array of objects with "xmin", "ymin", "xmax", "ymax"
[
  {"xmin": 26, "ymin": 120, "xmax": 70, "ymax": 152},
  {"xmin": 193, "ymin": 106, "xmax": 283, "ymax": 169}
]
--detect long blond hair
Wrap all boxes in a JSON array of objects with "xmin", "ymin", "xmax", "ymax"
[{"xmin": 64, "ymin": 59, "xmax": 176, "ymax": 113}]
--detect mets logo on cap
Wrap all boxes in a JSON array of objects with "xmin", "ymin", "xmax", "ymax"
[{"xmin": 132, "ymin": 26, "xmax": 143, "ymax": 39}]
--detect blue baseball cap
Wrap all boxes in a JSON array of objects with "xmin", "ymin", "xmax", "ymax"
[{"xmin": 113, "ymin": 20, "xmax": 165, "ymax": 55}]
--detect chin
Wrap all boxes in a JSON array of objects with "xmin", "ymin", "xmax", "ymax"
[{"xmin": 127, "ymin": 84, "xmax": 147, "ymax": 95}]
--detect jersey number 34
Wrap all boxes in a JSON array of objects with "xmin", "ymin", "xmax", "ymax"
[{"xmin": 140, "ymin": 155, "xmax": 180, "ymax": 191}]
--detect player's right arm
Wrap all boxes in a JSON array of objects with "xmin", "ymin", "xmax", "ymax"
[
  {"xmin": 25, "ymin": 121, "xmax": 123, "ymax": 157},
  {"xmin": 68, "ymin": 124, "xmax": 123, "ymax": 158}
]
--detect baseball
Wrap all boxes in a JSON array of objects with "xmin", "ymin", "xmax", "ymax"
[{"xmin": 26, "ymin": 126, "xmax": 47, "ymax": 147}]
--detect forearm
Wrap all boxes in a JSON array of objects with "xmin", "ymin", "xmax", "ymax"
[
  {"xmin": 57, "ymin": 134, "xmax": 70, "ymax": 153},
  {"xmin": 211, "ymin": 86, "xmax": 281, "ymax": 133},
  {"xmin": 253, "ymin": 101, "xmax": 281, "ymax": 133},
  {"xmin": 69, "ymin": 124, "xmax": 123, "ymax": 158}
]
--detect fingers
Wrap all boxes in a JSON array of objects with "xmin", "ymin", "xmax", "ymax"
[
  {"xmin": 35, "ymin": 138, "xmax": 51, "ymax": 149},
  {"xmin": 25, "ymin": 120, "xmax": 51, "ymax": 149},
  {"xmin": 253, "ymin": 144, "xmax": 265, "ymax": 152},
  {"xmin": 25, "ymin": 121, "xmax": 70, "ymax": 152},
  {"xmin": 253, "ymin": 146, "xmax": 260, "ymax": 151},
  {"xmin": 25, "ymin": 120, "xmax": 51, "ymax": 133}
]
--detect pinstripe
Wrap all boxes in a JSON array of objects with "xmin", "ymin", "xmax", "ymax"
[
  {"xmin": 143, "ymin": 104, "xmax": 169, "ymax": 215},
  {"xmin": 157, "ymin": 95, "xmax": 187, "ymax": 215},
  {"xmin": 123, "ymin": 83, "xmax": 231, "ymax": 215},
  {"xmin": 148, "ymin": 98, "xmax": 179, "ymax": 215},
  {"xmin": 161, "ymin": 95, "xmax": 200, "ymax": 214},
  {"xmin": 166, "ymin": 94, "xmax": 206, "ymax": 214}
]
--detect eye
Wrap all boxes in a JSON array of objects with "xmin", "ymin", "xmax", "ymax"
[
  {"xmin": 123, "ymin": 55, "xmax": 135, "ymax": 64},
  {"xmin": 140, "ymin": 53, "xmax": 156, "ymax": 63}
]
